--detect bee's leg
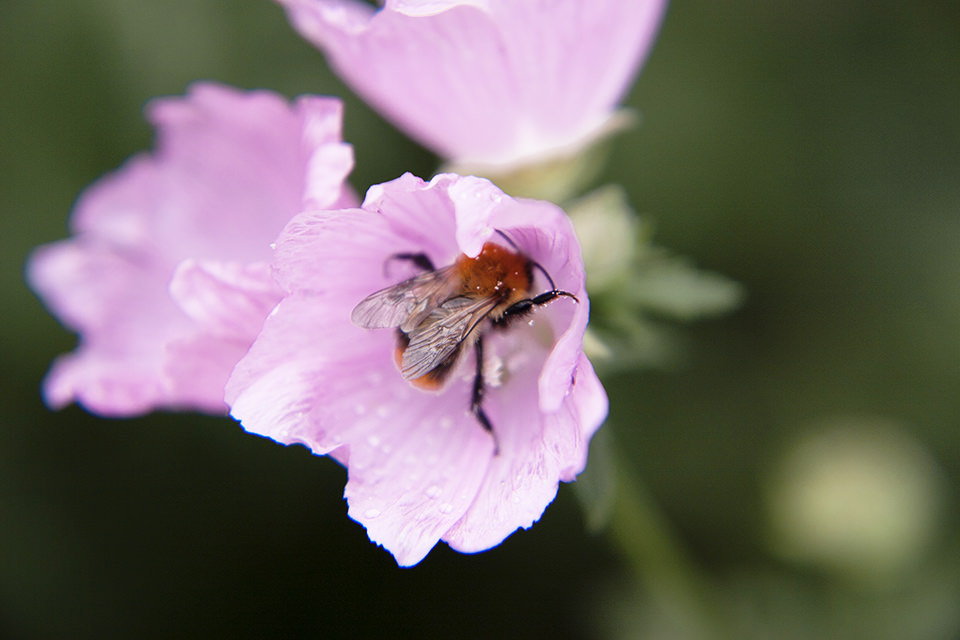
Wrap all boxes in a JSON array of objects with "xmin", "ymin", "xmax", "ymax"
[
  {"xmin": 383, "ymin": 252, "xmax": 435, "ymax": 277},
  {"xmin": 471, "ymin": 336, "xmax": 500, "ymax": 455},
  {"xmin": 496, "ymin": 290, "xmax": 578, "ymax": 326}
]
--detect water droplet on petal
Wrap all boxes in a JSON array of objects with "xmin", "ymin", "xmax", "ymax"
[
  {"xmin": 439, "ymin": 503, "xmax": 454, "ymax": 514},
  {"xmin": 366, "ymin": 434, "xmax": 381, "ymax": 447},
  {"xmin": 425, "ymin": 485, "xmax": 442, "ymax": 499},
  {"xmin": 364, "ymin": 508, "xmax": 381, "ymax": 519}
]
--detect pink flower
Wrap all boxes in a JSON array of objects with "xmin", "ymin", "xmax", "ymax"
[
  {"xmin": 226, "ymin": 173, "xmax": 608, "ymax": 565},
  {"xmin": 27, "ymin": 83, "xmax": 355, "ymax": 415},
  {"xmin": 274, "ymin": 0, "xmax": 668, "ymax": 167}
]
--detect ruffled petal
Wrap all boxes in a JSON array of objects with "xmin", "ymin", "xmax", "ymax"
[
  {"xmin": 168, "ymin": 259, "xmax": 282, "ymax": 340},
  {"xmin": 443, "ymin": 337, "xmax": 606, "ymax": 551},
  {"xmin": 145, "ymin": 84, "xmax": 354, "ymax": 262},
  {"xmin": 69, "ymin": 155, "xmax": 161, "ymax": 246},
  {"xmin": 163, "ymin": 336, "xmax": 252, "ymax": 413},
  {"xmin": 28, "ymin": 239, "xmax": 187, "ymax": 413},
  {"xmin": 43, "ymin": 348, "xmax": 166, "ymax": 415},
  {"xmin": 28, "ymin": 83, "xmax": 353, "ymax": 415},
  {"xmin": 27, "ymin": 239, "xmax": 160, "ymax": 334},
  {"xmin": 330, "ymin": 352, "xmax": 494, "ymax": 566},
  {"xmin": 441, "ymin": 355, "xmax": 569, "ymax": 551},
  {"xmin": 275, "ymin": 0, "xmax": 666, "ymax": 165}
]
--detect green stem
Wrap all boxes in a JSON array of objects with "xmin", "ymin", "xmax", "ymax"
[{"xmin": 607, "ymin": 453, "xmax": 727, "ymax": 640}]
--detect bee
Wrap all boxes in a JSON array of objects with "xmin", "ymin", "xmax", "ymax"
[{"xmin": 351, "ymin": 232, "xmax": 577, "ymax": 446}]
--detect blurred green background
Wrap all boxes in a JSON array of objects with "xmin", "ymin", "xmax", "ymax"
[{"xmin": 2, "ymin": 1, "xmax": 959, "ymax": 638}]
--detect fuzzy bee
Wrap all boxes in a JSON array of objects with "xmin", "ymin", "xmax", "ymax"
[{"xmin": 351, "ymin": 233, "xmax": 577, "ymax": 442}]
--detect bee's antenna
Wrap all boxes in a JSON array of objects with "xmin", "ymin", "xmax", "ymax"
[
  {"xmin": 532, "ymin": 261, "xmax": 558, "ymax": 291},
  {"xmin": 494, "ymin": 229, "xmax": 559, "ymax": 291},
  {"xmin": 494, "ymin": 229, "xmax": 520, "ymax": 251}
]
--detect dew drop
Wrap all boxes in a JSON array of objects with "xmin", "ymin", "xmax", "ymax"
[
  {"xmin": 364, "ymin": 508, "xmax": 381, "ymax": 519},
  {"xmin": 425, "ymin": 485, "xmax": 442, "ymax": 499},
  {"xmin": 439, "ymin": 503, "xmax": 454, "ymax": 514},
  {"xmin": 366, "ymin": 434, "xmax": 381, "ymax": 447}
]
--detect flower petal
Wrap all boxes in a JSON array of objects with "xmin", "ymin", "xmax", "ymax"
[
  {"xmin": 145, "ymin": 84, "xmax": 355, "ymax": 261},
  {"xmin": 43, "ymin": 349, "xmax": 167, "ymax": 415},
  {"xmin": 275, "ymin": 0, "xmax": 667, "ymax": 164},
  {"xmin": 443, "ymin": 350, "xmax": 606, "ymax": 552},
  {"xmin": 164, "ymin": 336, "xmax": 252, "ymax": 414},
  {"xmin": 28, "ymin": 83, "xmax": 354, "ymax": 415},
  {"xmin": 27, "ymin": 239, "xmax": 187, "ymax": 413},
  {"xmin": 168, "ymin": 259, "xmax": 282, "ymax": 340},
  {"xmin": 334, "ymin": 358, "xmax": 495, "ymax": 566}
]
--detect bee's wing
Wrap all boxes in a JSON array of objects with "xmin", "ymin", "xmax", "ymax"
[
  {"xmin": 351, "ymin": 266, "xmax": 459, "ymax": 332},
  {"xmin": 400, "ymin": 295, "xmax": 499, "ymax": 381}
]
